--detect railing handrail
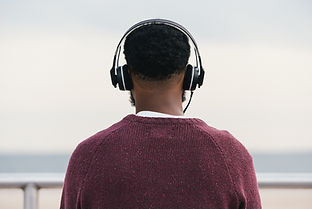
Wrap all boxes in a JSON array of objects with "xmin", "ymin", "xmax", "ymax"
[
  {"xmin": 0, "ymin": 173, "xmax": 64, "ymax": 188},
  {"xmin": 257, "ymin": 172, "xmax": 312, "ymax": 188}
]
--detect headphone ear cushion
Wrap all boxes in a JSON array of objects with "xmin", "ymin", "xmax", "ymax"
[
  {"xmin": 183, "ymin": 64, "xmax": 199, "ymax": 91},
  {"xmin": 116, "ymin": 65, "xmax": 133, "ymax": 90}
]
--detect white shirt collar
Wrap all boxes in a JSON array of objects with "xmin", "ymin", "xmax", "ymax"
[{"xmin": 136, "ymin": 110, "xmax": 189, "ymax": 118}]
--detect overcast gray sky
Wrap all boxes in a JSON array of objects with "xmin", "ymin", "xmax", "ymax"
[
  {"xmin": 0, "ymin": 0, "xmax": 311, "ymax": 153},
  {"xmin": 1, "ymin": 0, "xmax": 311, "ymax": 45}
]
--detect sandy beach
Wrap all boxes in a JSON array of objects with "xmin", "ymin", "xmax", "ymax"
[{"xmin": 1, "ymin": 188, "xmax": 312, "ymax": 209}]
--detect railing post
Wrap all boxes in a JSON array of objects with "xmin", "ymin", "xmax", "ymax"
[{"xmin": 24, "ymin": 183, "xmax": 38, "ymax": 209}]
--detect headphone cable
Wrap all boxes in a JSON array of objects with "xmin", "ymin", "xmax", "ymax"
[{"xmin": 183, "ymin": 91, "xmax": 194, "ymax": 113}]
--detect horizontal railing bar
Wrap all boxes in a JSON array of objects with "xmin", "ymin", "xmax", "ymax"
[
  {"xmin": 0, "ymin": 173, "xmax": 312, "ymax": 189},
  {"xmin": 257, "ymin": 173, "xmax": 312, "ymax": 188},
  {"xmin": 0, "ymin": 173, "xmax": 64, "ymax": 188}
]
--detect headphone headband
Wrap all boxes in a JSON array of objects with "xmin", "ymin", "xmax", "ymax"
[{"xmin": 111, "ymin": 18, "xmax": 205, "ymax": 87}]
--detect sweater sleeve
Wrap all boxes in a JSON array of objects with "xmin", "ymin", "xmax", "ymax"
[
  {"xmin": 212, "ymin": 130, "xmax": 262, "ymax": 209},
  {"xmin": 59, "ymin": 136, "xmax": 98, "ymax": 209}
]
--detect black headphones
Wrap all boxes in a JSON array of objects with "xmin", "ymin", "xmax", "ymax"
[{"xmin": 110, "ymin": 18, "xmax": 205, "ymax": 91}]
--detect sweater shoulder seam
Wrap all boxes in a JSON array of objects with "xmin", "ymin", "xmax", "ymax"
[{"xmin": 191, "ymin": 123, "xmax": 240, "ymax": 205}]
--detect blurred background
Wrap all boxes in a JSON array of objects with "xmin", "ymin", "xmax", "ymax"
[{"xmin": 1, "ymin": 0, "xmax": 312, "ymax": 208}]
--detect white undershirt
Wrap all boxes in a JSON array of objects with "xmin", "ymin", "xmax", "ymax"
[{"xmin": 136, "ymin": 110, "xmax": 189, "ymax": 118}]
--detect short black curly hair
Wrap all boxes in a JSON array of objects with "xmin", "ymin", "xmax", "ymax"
[{"xmin": 123, "ymin": 24, "xmax": 191, "ymax": 81}]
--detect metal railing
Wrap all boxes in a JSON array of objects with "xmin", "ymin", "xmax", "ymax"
[
  {"xmin": 0, "ymin": 173, "xmax": 64, "ymax": 209},
  {"xmin": 1, "ymin": 173, "xmax": 312, "ymax": 209}
]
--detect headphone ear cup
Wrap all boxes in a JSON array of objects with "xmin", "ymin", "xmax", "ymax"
[
  {"xmin": 183, "ymin": 64, "xmax": 199, "ymax": 91},
  {"xmin": 110, "ymin": 67, "xmax": 118, "ymax": 88},
  {"xmin": 116, "ymin": 65, "xmax": 133, "ymax": 90}
]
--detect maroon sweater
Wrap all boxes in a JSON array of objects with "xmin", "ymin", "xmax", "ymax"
[{"xmin": 60, "ymin": 114, "xmax": 261, "ymax": 209}]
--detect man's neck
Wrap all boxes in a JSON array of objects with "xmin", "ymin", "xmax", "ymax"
[
  {"xmin": 131, "ymin": 78, "xmax": 185, "ymax": 116},
  {"xmin": 134, "ymin": 95, "xmax": 184, "ymax": 116}
]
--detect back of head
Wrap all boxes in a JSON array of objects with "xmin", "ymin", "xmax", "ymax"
[{"xmin": 123, "ymin": 24, "xmax": 191, "ymax": 82}]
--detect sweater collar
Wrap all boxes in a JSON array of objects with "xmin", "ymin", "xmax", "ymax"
[
  {"xmin": 136, "ymin": 110, "xmax": 189, "ymax": 118},
  {"xmin": 124, "ymin": 114, "xmax": 204, "ymax": 124}
]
